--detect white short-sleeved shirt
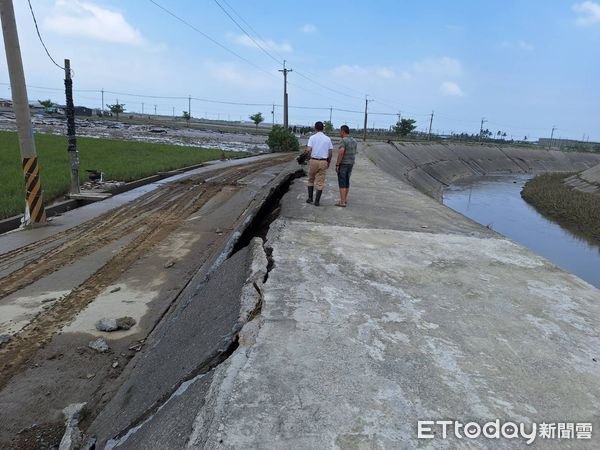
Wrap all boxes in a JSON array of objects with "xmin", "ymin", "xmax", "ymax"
[{"xmin": 307, "ymin": 132, "xmax": 333, "ymax": 159}]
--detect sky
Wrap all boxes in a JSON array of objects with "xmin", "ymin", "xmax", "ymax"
[{"xmin": 0, "ymin": 0, "xmax": 599, "ymax": 141}]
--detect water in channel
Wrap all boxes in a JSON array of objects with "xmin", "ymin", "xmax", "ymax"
[{"xmin": 442, "ymin": 174, "xmax": 600, "ymax": 289}]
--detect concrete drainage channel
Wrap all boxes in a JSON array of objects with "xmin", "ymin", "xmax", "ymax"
[{"xmin": 75, "ymin": 167, "xmax": 304, "ymax": 449}]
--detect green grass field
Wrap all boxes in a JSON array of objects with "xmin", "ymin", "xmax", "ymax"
[{"xmin": 0, "ymin": 131, "xmax": 245, "ymax": 220}]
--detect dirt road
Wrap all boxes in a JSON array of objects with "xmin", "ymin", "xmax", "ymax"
[{"xmin": 0, "ymin": 153, "xmax": 295, "ymax": 448}]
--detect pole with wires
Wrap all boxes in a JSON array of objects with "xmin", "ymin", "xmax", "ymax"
[
  {"xmin": 1, "ymin": 0, "xmax": 46, "ymax": 226},
  {"xmin": 479, "ymin": 117, "xmax": 487, "ymax": 141},
  {"xmin": 428, "ymin": 111, "xmax": 434, "ymax": 140},
  {"xmin": 64, "ymin": 59, "xmax": 80, "ymax": 195},
  {"xmin": 363, "ymin": 95, "xmax": 370, "ymax": 142},
  {"xmin": 279, "ymin": 60, "xmax": 292, "ymax": 129}
]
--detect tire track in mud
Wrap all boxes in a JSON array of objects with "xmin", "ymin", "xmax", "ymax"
[{"xmin": 0, "ymin": 155, "xmax": 292, "ymax": 390}]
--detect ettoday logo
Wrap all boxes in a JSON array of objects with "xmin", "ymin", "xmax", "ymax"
[{"xmin": 417, "ymin": 420, "xmax": 592, "ymax": 444}]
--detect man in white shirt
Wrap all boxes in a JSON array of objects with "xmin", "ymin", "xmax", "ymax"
[{"xmin": 304, "ymin": 121, "xmax": 333, "ymax": 206}]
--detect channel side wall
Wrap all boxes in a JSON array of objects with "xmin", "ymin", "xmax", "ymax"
[
  {"xmin": 565, "ymin": 162, "xmax": 600, "ymax": 195},
  {"xmin": 365, "ymin": 141, "xmax": 600, "ymax": 200}
]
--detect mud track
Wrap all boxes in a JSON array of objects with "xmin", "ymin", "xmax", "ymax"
[{"xmin": 0, "ymin": 154, "xmax": 292, "ymax": 390}]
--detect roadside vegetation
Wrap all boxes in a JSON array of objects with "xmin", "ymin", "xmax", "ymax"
[
  {"xmin": 521, "ymin": 172, "xmax": 600, "ymax": 244},
  {"xmin": 267, "ymin": 125, "xmax": 299, "ymax": 152},
  {"xmin": 0, "ymin": 130, "xmax": 245, "ymax": 220}
]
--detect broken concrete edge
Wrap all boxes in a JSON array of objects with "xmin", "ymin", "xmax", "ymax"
[
  {"xmin": 185, "ymin": 220, "xmax": 287, "ymax": 449},
  {"xmin": 98, "ymin": 239, "xmax": 270, "ymax": 449},
  {"xmin": 237, "ymin": 238, "xmax": 268, "ymax": 328},
  {"xmin": 80, "ymin": 163, "xmax": 298, "ymax": 445},
  {"xmin": 206, "ymin": 162, "xmax": 300, "ymax": 277},
  {"xmin": 58, "ymin": 403, "xmax": 87, "ymax": 450}
]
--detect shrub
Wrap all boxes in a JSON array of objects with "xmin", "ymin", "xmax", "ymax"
[{"xmin": 267, "ymin": 125, "xmax": 299, "ymax": 153}]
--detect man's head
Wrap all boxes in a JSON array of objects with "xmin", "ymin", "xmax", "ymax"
[
  {"xmin": 340, "ymin": 125, "xmax": 350, "ymax": 137},
  {"xmin": 314, "ymin": 121, "xmax": 324, "ymax": 132}
]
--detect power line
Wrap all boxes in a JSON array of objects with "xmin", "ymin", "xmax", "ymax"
[
  {"xmin": 148, "ymin": 1, "xmax": 359, "ymax": 109},
  {"xmin": 212, "ymin": 0, "xmax": 282, "ymax": 65},
  {"xmin": 221, "ymin": 0, "xmax": 287, "ymax": 62},
  {"xmin": 211, "ymin": 0, "xmax": 361, "ymax": 104},
  {"xmin": 0, "ymin": 81, "xmax": 98, "ymax": 93},
  {"xmin": 147, "ymin": 0, "xmax": 279, "ymax": 80},
  {"xmin": 27, "ymin": 0, "xmax": 64, "ymax": 70},
  {"xmin": 293, "ymin": 69, "xmax": 363, "ymax": 101}
]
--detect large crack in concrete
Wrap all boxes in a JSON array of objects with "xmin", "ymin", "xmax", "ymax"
[{"xmin": 86, "ymin": 167, "xmax": 303, "ymax": 449}]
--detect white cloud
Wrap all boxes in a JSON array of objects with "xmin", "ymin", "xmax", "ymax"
[
  {"xmin": 204, "ymin": 61, "xmax": 273, "ymax": 90},
  {"xmin": 301, "ymin": 24, "xmax": 317, "ymax": 33},
  {"xmin": 500, "ymin": 40, "xmax": 535, "ymax": 51},
  {"xmin": 518, "ymin": 40, "xmax": 535, "ymax": 51},
  {"xmin": 43, "ymin": 0, "xmax": 145, "ymax": 46},
  {"xmin": 375, "ymin": 67, "xmax": 396, "ymax": 79},
  {"xmin": 331, "ymin": 65, "xmax": 399, "ymax": 79},
  {"xmin": 413, "ymin": 57, "xmax": 462, "ymax": 76},
  {"xmin": 233, "ymin": 34, "xmax": 292, "ymax": 53},
  {"xmin": 573, "ymin": 1, "xmax": 600, "ymax": 26},
  {"xmin": 440, "ymin": 81, "xmax": 464, "ymax": 97}
]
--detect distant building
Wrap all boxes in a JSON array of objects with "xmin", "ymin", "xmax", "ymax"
[
  {"xmin": 74, "ymin": 106, "xmax": 93, "ymax": 116},
  {"xmin": 0, "ymin": 98, "xmax": 12, "ymax": 109}
]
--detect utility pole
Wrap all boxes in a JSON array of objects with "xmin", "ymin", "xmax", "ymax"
[
  {"xmin": 172, "ymin": 106, "xmax": 175, "ymax": 118},
  {"xmin": 479, "ymin": 117, "xmax": 487, "ymax": 141},
  {"xmin": 279, "ymin": 60, "xmax": 292, "ymax": 129},
  {"xmin": 101, "ymin": 88, "xmax": 104, "ymax": 115},
  {"xmin": 329, "ymin": 106, "xmax": 332, "ymax": 124},
  {"xmin": 64, "ymin": 59, "xmax": 79, "ymax": 195},
  {"xmin": 271, "ymin": 103, "xmax": 275, "ymax": 126},
  {"xmin": 154, "ymin": 104, "xmax": 157, "ymax": 116},
  {"xmin": 188, "ymin": 95, "xmax": 191, "ymax": 126},
  {"xmin": 363, "ymin": 95, "xmax": 372, "ymax": 142},
  {"xmin": 549, "ymin": 126, "xmax": 557, "ymax": 149},
  {"xmin": 0, "ymin": 0, "xmax": 46, "ymax": 225},
  {"xmin": 428, "ymin": 111, "xmax": 434, "ymax": 140}
]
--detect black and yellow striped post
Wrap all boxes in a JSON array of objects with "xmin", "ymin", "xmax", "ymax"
[
  {"xmin": 22, "ymin": 156, "xmax": 47, "ymax": 225},
  {"xmin": 1, "ymin": 0, "xmax": 47, "ymax": 226}
]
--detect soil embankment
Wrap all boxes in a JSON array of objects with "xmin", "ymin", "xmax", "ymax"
[{"xmin": 365, "ymin": 141, "xmax": 600, "ymax": 200}]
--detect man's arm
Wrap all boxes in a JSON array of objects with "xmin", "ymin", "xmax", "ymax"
[
  {"xmin": 305, "ymin": 135, "xmax": 313, "ymax": 155},
  {"xmin": 327, "ymin": 148, "xmax": 333, "ymax": 167},
  {"xmin": 336, "ymin": 140, "xmax": 346, "ymax": 172}
]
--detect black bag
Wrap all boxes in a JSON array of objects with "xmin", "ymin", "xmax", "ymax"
[{"xmin": 296, "ymin": 152, "xmax": 308, "ymax": 165}]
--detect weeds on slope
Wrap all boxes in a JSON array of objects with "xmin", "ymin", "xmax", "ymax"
[{"xmin": 521, "ymin": 172, "xmax": 600, "ymax": 245}]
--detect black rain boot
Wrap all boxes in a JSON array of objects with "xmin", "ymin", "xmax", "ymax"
[
  {"xmin": 306, "ymin": 186, "xmax": 314, "ymax": 203},
  {"xmin": 314, "ymin": 190, "xmax": 323, "ymax": 206}
]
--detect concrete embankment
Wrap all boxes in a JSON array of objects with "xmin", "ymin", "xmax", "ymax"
[
  {"xmin": 565, "ymin": 163, "xmax": 600, "ymax": 195},
  {"xmin": 120, "ymin": 145, "xmax": 600, "ymax": 449},
  {"xmin": 365, "ymin": 141, "xmax": 600, "ymax": 199}
]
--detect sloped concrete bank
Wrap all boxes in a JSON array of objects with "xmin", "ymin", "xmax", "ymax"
[
  {"xmin": 565, "ymin": 162, "xmax": 600, "ymax": 195},
  {"xmin": 365, "ymin": 141, "xmax": 600, "ymax": 200},
  {"xmin": 185, "ymin": 149, "xmax": 600, "ymax": 449}
]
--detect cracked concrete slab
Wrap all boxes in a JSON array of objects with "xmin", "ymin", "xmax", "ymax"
[{"xmin": 189, "ymin": 149, "xmax": 600, "ymax": 449}]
